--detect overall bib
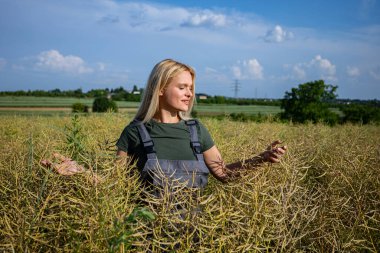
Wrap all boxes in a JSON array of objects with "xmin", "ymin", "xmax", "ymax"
[{"xmin": 134, "ymin": 120, "xmax": 210, "ymax": 191}]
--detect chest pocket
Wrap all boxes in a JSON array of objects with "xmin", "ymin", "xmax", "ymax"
[
  {"xmin": 135, "ymin": 120, "xmax": 210, "ymax": 189},
  {"xmin": 142, "ymin": 159, "xmax": 209, "ymax": 188}
]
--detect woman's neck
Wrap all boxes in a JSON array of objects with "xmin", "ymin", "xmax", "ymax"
[{"xmin": 153, "ymin": 110, "xmax": 180, "ymax": 123}]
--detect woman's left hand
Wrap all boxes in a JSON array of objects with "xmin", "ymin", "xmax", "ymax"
[{"xmin": 260, "ymin": 140, "xmax": 287, "ymax": 163}]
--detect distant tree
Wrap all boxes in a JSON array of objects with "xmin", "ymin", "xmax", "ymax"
[
  {"xmin": 111, "ymin": 86, "xmax": 128, "ymax": 101},
  {"xmin": 341, "ymin": 104, "xmax": 380, "ymax": 124},
  {"xmin": 92, "ymin": 97, "xmax": 118, "ymax": 112},
  {"xmin": 214, "ymin": 96, "xmax": 226, "ymax": 104},
  {"xmin": 50, "ymin": 88, "xmax": 62, "ymax": 96},
  {"xmin": 87, "ymin": 89, "xmax": 108, "ymax": 98},
  {"xmin": 280, "ymin": 80, "xmax": 339, "ymax": 124},
  {"xmin": 74, "ymin": 88, "xmax": 84, "ymax": 97},
  {"xmin": 72, "ymin": 103, "xmax": 89, "ymax": 113},
  {"xmin": 125, "ymin": 85, "xmax": 142, "ymax": 102}
]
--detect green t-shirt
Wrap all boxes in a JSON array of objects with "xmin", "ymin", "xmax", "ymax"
[{"xmin": 116, "ymin": 119, "xmax": 214, "ymax": 170}]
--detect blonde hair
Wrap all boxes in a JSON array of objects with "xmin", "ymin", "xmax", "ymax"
[{"xmin": 135, "ymin": 59, "xmax": 196, "ymax": 123}]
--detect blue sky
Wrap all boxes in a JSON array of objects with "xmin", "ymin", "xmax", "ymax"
[{"xmin": 0, "ymin": 0, "xmax": 379, "ymax": 99}]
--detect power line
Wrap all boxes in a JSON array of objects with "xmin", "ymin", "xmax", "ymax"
[{"xmin": 232, "ymin": 79, "xmax": 240, "ymax": 98}]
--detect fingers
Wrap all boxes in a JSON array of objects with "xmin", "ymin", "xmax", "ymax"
[
  {"xmin": 267, "ymin": 140, "xmax": 282, "ymax": 150},
  {"xmin": 40, "ymin": 159, "xmax": 52, "ymax": 167},
  {"xmin": 271, "ymin": 140, "xmax": 282, "ymax": 146},
  {"xmin": 268, "ymin": 156, "xmax": 280, "ymax": 163},
  {"xmin": 54, "ymin": 161, "xmax": 85, "ymax": 175},
  {"xmin": 42, "ymin": 153, "xmax": 85, "ymax": 176},
  {"xmin": 263, "ymin": 144, "xmax": 287, "ymax": 163},
  {"xmin": 273, "ymin": 146, "xmax": 287, "ymax": 155},
  {"xmin": 53, "ymin": 152, "xmax": 70, "ymax": 162}
]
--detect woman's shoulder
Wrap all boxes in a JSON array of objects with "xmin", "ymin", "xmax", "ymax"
[
  {"xmin": 186, "ymin": 118, "xmax": 207, "ymax": 128},
  {"xmin": 183, "ymin": 118, "xmax": 211, "ymax": 135},
  {"xmin": 120, "ymin": 120, "xmax": 141, "ymax": 139}
]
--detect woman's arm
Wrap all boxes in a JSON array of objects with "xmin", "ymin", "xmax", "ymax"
[
  {"xmin": 116, "ymin": 149, "xmax": 128, "ymax": 157},
  {"xmin": 203, "ymin": 141, "xmax": 287, "ymax": 183}
]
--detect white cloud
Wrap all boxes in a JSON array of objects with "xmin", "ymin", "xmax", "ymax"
[
  {"xmin": 246, "ymin": 59, "xmax": 263, "ymax": 79},
  {"xmin": 204, "ymin": 67, "xmax": 217, "ymax": 74},
  {"xmin": 181, "ymin": 10, "xmax": 227, "ymax": 28},
  {"xmin": 232, "ymin": 58, "xmax": 263, "ymax": 80},
  {"xmin": 346, "ymin": 66, "xmax": 360, "ymax": 77},
  {"xmin": 232, "ymin": 66, "xmax": 242, "ymax": 79},
  {"xmin": 0, "ymin": 58, "xmax": 6, "ymax": 70},
  {"xmin": 203, "ymin": 66, "xmax": 229, "ymax": 83},
  {"xmin": 292, "ymin": 65, "xmax": 306, "ymax": 79},
  {"xmin": 36, "ymin": 50, "xmax": 93, "ymax": 74},
  {"xmin": 263, "ymin": 25, "xmax": 294, "ymax": 43},
  {"xmin": 310, "ymin": 55, "xmax": 336, "ymax": 80},
  {"xmin": 95, "ymin": 1, "xmax": 232, "ymax": 32},
  {"xmin": 287, "ymin": 55, "xmax": 336, "ymax": 81}
]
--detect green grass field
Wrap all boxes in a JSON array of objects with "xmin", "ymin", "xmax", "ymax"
[
  {"xmin": 0, "ymin": 96, "xmax": 282, "ymax": 116},
  {"xmin": 0, "ymin": 96, "xmax": 140, "ymax": 108},
  {"xmin": 194, "ymin": 104, "xmax": 282, "ymax": 115}
]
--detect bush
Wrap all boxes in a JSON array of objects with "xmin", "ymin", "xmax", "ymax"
[
  {"xmin": 71, "ymin": 103, "xmax": 89, "ymax": 113},
  {"xmin": 92, "ymin": 97, "xmax": 118, "ymax": 112}
]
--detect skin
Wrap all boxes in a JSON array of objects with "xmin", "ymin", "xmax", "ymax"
[
  {"xmin": 41, "ymin": 153, "xmax": 101, "ymax": 184},
  {"xmin": 116, "ymin": 70, "xmax": 287, "ymax": 183}
]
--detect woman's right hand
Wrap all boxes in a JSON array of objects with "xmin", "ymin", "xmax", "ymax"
[{"xmin": 41, "ymin": 153, "xmax": 85, "ymax": 176}]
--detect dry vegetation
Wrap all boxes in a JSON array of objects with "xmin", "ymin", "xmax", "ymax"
[{"xmin": 0, "ymin": 114, "xmax": 379, "ymax": 252}]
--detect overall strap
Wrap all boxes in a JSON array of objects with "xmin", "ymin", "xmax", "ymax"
[
  {"xmin": 185, "ymin": 120, "xmax": 204, "ymax": 161},
  {"xmin": 133, "ymin": 120, "xmax": 158, "ymax": 160}
]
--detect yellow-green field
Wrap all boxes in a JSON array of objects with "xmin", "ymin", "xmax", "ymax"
[{"xmin": 0, "ymin": 114, "xmax": 379, "ymax": 252}]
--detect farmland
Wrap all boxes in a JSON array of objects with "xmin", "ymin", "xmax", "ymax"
[
  {"xmin": 0, "ymin": 113, "xmax": 379, "ymax": 252},
  {"xmin": 0, "ymin": 96, "xmax": 282, "ymax": 116}
]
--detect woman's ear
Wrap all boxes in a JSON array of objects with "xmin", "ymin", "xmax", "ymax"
[{"xmin": 159, "ymin": 88, "xmax": 165, "ymax": 96}]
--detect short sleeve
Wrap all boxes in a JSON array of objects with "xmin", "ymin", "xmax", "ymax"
[
  {"xmin": 197, "ymin": 120, "xmax": 214, "ymax": 152},
  {"xmin": 116, "ymin": 123, "xmax": 140, "ymax": 153}
]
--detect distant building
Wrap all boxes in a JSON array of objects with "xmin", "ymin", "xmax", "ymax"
[{"xmin": 196, "ymin": 93, "xmax": 208, "ymax": 100}]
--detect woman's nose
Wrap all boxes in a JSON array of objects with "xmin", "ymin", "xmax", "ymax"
[{"xmin": 186, "ymin": 88, "xmax": 192, "ymax": 97}]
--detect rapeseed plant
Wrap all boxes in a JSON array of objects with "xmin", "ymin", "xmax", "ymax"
[{"xmin": 0, "ymin": 114, "xmax": 379, "ymax": 252}]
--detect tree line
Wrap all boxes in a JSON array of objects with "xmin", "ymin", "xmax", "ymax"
[
  {"xmin": 1, "ymin": 80, "xmax": 379, "ymax": 124},
  {"xmin": 0, "ymin": 86, "xmax": 281, "ymax": 106},
  {"xmin": 0, "ymin": 86, "xmax": 143, "ymax": 102},
  {"xmin": 279, "ymin": 80, "xmax": 380, "ymax": 125}
]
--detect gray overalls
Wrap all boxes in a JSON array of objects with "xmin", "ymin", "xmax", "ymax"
[{"xmin": 134, "ymin": 119, "xmax": 210, "ymax": 191}]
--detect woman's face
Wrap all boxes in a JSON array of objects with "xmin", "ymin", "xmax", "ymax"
[{"xmin": 159, "ymin": 70, "xmax": 193, "ymax": 113}]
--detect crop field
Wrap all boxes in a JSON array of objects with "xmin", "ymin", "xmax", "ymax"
[
  {"xmin": 0, "ymin": 96, "xmax": 141, "ymax": 108},
  {"xmin": 193, "ymin": 104, "xmax": 282, "ymax": 115},
  {"xmin": 0, "ymin": 96, "xmax": 282, "ymax": 117},
  {"xmin": 0, "ymin": 113, "xmax": 379, "ymax": 252}
]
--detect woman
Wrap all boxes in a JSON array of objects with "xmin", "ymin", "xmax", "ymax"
[
  {"xmin": 43, "ymin": 59, "xmax": 286, "ymax": 185},
  {"xmin": 116, "ymin": 59, "xmax": 286, "ymax": 187}
]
